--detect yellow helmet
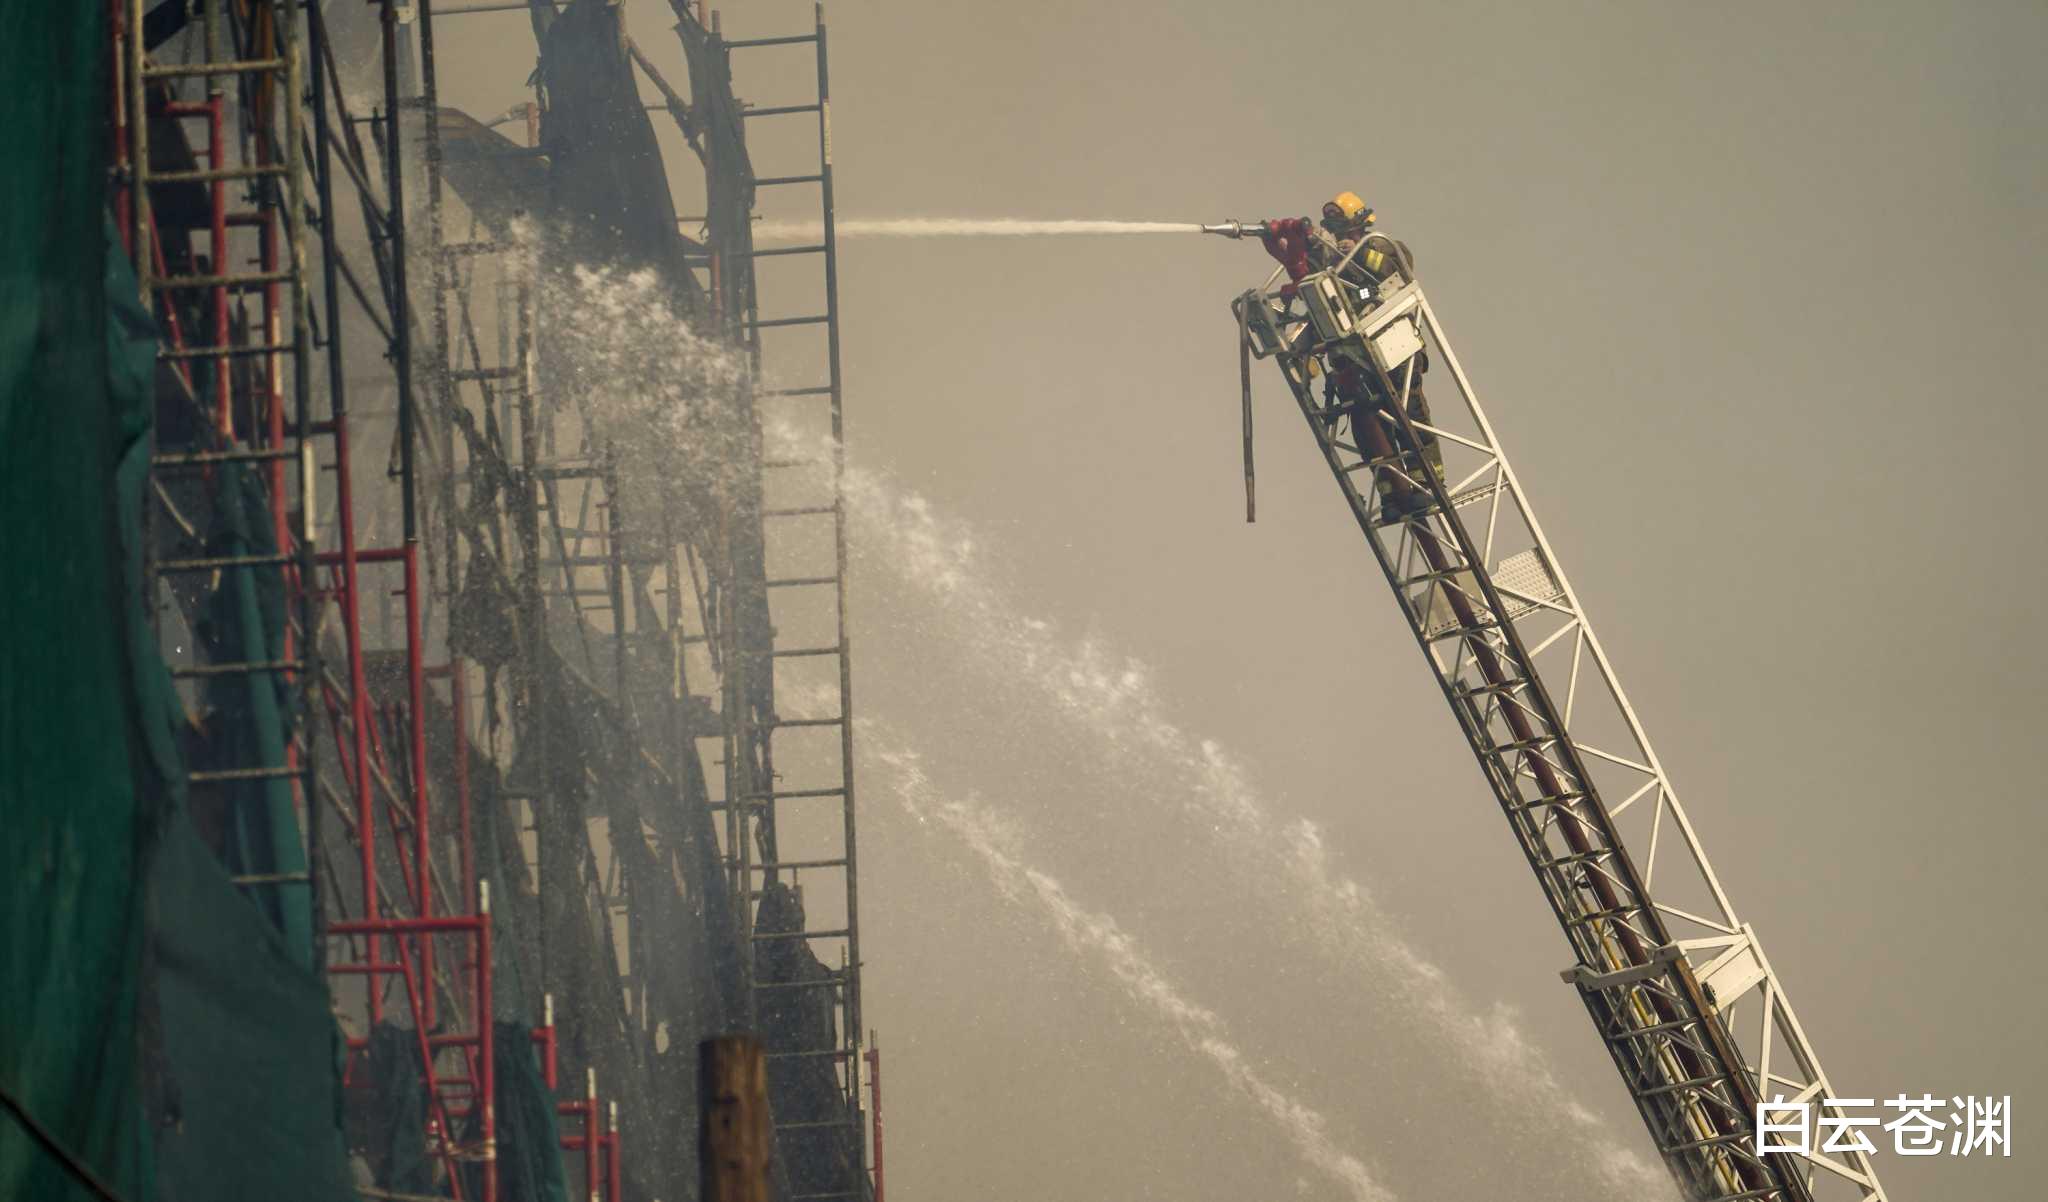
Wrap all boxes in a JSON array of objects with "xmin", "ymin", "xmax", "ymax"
[{"xmin": 1322, "ymin": 191, "xmax": 1374, "ymax": 231}]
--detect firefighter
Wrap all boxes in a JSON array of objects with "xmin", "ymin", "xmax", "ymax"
[
  {"xmin": 1245, "ymin": 192, "xmax": 1441, "ymax": 518},
  {"xmin": 1312, "ymin": 192, "xmax": 1441, "ymax": 518},
  {"xmin": 1251, "ymin": 194, "xmax": 1398, "ymax": 289},
  {"xmin": 1316, "ymin": 191, "xmax": 1407, "ymax": 289}
]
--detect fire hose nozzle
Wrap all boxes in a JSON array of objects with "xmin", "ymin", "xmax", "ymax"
[{"xmin": 1201, "ymin": 220, "xmax": 1264, "ymax": 240}]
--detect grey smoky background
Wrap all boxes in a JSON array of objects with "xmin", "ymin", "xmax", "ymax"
[{"xmin": 419, "ymin": 3, "xmax": 2046, "ymax": 1199}]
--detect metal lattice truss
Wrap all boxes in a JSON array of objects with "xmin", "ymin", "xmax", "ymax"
[{"xmin": 1236, "ymin": 250, "xmax": 1887, "ymax": 1202}]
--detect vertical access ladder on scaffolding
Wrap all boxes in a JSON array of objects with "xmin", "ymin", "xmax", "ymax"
[
  {"xmin": 722, "ymin": 4, "xmax": 872, "ymax": 1197},
  {"xmin": 122, "ymin": 3, "xmax": 508, "ymax": 1196},
  {"xmin": 1233, "ymin": 246, "xmax": 1888, "ymax": 1202},
  {"xmin": 121, "ymin": 0, "xmax": 322, "ymax": 908}
]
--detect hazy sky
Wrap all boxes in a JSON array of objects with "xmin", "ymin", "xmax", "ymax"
[{"xmin": 434, "ymin": 3, "xmax": 2047, "ymax": 1198}]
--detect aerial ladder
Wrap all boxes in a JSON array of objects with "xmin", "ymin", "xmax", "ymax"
[{"xmin": 1212, "ymin": 219, "xmax": 1889, "ymax": 1202}]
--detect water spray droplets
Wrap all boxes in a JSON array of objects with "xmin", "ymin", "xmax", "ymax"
[
  {"xmin": 825, "ymin": 444, "xmax": 1676, "ymax": 1200},
  {"xmin": 873, "ymin": 733, "xmax": 1398, "ymax": 1202}
]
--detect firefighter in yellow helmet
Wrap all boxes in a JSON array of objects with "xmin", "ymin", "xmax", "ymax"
[
  {"xmin": 1315, "ymin": 191, "xmax": 1440, "ymax": 519},
  {"xmin": 1318, "ymin": 191, "xmax": 1410, "ymax": 288},
  {"xmin": 1321, "ymin": 190, "xmax": 1373, "ymax": 240}
]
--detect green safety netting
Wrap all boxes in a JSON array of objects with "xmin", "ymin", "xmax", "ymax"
[
  {"xmin": 189, "ymin": 456, "xmax": 315, "ymax": 966},
  {"xmin": 364, "ymin": 1024, "xmax": 434, "ymax": 1198},
  {"xmin": 6, "ymin": 7, "xmax": 734, "ymax": 1202},
  {"xmin": 1, "ymin": 7, "xmax": 352, "ymax": 1201},
  {"xmin": 0, "ymin": 5, "xmax": 157, "ymax": 1199},
  {"xmin": 147, "ymin": 812, "xmax": 356, "ymax": 1202},
  {"xmin": 461, "ymin": 1024, "xmax": 572, "ymax": 1202}
]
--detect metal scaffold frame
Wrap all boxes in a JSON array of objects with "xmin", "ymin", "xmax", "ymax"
[
  {"xmin": 714, "ymin": 7, "xmax": 874, "ymax": 1197},
  {"xmin": 1234, "ymin": 246, "xmax": 1887, "ymax": 1201},
  {"xmin": 112, "ymin": 1, "xmax": 537, "ymax": 1196},
  {"xmin": 109, "ymin": 0, "xmax": 875, "ymax": 1195}
]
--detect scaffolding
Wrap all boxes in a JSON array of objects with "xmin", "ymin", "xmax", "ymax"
[
  {"xmin": 108, "ymin": 0, "xmax": 872, "ymax": 1198},
  {"xmin": 116, "ymin": 0, "xmax": 509, "ymax": 1194},
  {"xmin": 715, "ymin": 9, "xmax": 872, "ymax": 1197}
]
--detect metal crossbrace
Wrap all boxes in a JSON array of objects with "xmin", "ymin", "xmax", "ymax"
[
  {"xmin": 1240, "ymin": 262, "xmax": 1887, "ymax": 1201},
  {"xmin": 715, "ymin": 3, "xmax": 871, "ymax": 1192}
]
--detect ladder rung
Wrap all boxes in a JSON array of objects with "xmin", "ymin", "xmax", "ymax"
[
  {"xmin": 171, "ymin": 659, "xmax": 303, "ymax": 678},
  {"xmin": 1607, "ymin": 1014, "xmax": 1702, "ymax": 1039},
  {"xmin": 190, "ymin": 764, "xmax": 301, "ymax": 783},
  {"xmin": 771, "ymin": 645, "xmax": 842, "ymax": 658},
  {"xmin": 755, "ymin": 174, "xmax": 825, "ymax": 187},
  {"xmin": 751, "ymin": 975, "xmax": 846, "ymax": 990},
  {"xmin": 158, "ymin": 552, "xmax": 293, "ymax": 572},
  {"xmin": 765, "ymin": 575, "xmax": 837, "ymax": 588},
  {"xmin": 1658, "ymin": 1131, "xmax": 1749, "ymax": 1155},
  {"xmin": 751, "ymin": 244, "xmax": 826, "ymax": 258},
  {"xmin": 760, "ymin": 386, "xmax": 834, "ymax": 398},
  {"xmin": 741, "ymin": 787, "xmax": 844, "ymax": 801},
  {"xmin": 159, "ymin": 341, "xmax": 297, "ymax": 361},
  {"xmin": 1564, "ymin": 906, "xmax": 1644, "ymax": 928},
  {"xmin": 764, "ymin": 505, "xmax": 836, "ymax": 518},
  {"xmin": 1427, "ymin": 621, "xmax": 1500, "ymax": 642},
  {"xmin": 142, "ymin": 58, "xmax": 286, "ymax": 79},
  {"xmin": 144, "ymin": 163, "xmax": 289, "ymax": 185},
  {"xmin": 750, "ymin": 927, "xmax": 851, "ymax": 942},
  {"xmin": 744, "ymin": 103, "xmax": 823, "ymax": 117},
  {"xmin": 751, "ymin": 856, "xmax": 849, "ymax": 871},
  {"xmin": 1379, "ymin": 505, "xmax": 1439, "ymax": 526},
  {"xmin": 1636, "ymin": 1073, "xmax": 1729, "ymax": 1100},
  {"xmin": 1508, "ymin": 793, "xmax": 1587, "ymax": 812},
  {"xmin": 764, "ymin": 1048, "xmax": 853, "ymax": 1061},
  {"xmin": 726, "ymin": 32, "xmax": 820, "ymax": 47},
  {"xmin": 154, "ymin": 446, "xmax": 301, "ymax": 467},
  {"xmin": 748, "ymin": 314, "xmax": 830, "ymax": 329},
  {"xmin": 1399, "ymin": 567, "xmax": 1467, "ymax": 587},
  {"xmin": 772, "ymin": 716, "xmax": 846, "ymax": 728},
  {"xmin": 231, "ymin": 871, "xmax": 310, "ymax": 885},
  {"xmin": 150, "ymin": 270, "xmax": 294, "ymax": 293},
  {"xmin": 763, "ymin": 457, "xmax": 826, "ymax": 469}
]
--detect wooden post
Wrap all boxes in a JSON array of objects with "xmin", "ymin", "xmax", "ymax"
[{"xmin": 701, "ymin": 1035, "xmax": 772, "ymax": 1202}]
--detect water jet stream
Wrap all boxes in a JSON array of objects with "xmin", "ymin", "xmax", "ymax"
[{"xmin": 751, "ymin": 217, "xmax": 1202, "ymax": 241}]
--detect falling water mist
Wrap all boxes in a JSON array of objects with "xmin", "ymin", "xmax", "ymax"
[
  {"xmin": 763, "ymin": 421, "xmax": 1679, "ymax": 1202},
  {"xmin": 529, "ymin": 246, "xmax": 1676, "ymax": 1199},
  {"xmin": 869, "ymin": 733, "xmax": 1399, "ymax": 1202}
]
